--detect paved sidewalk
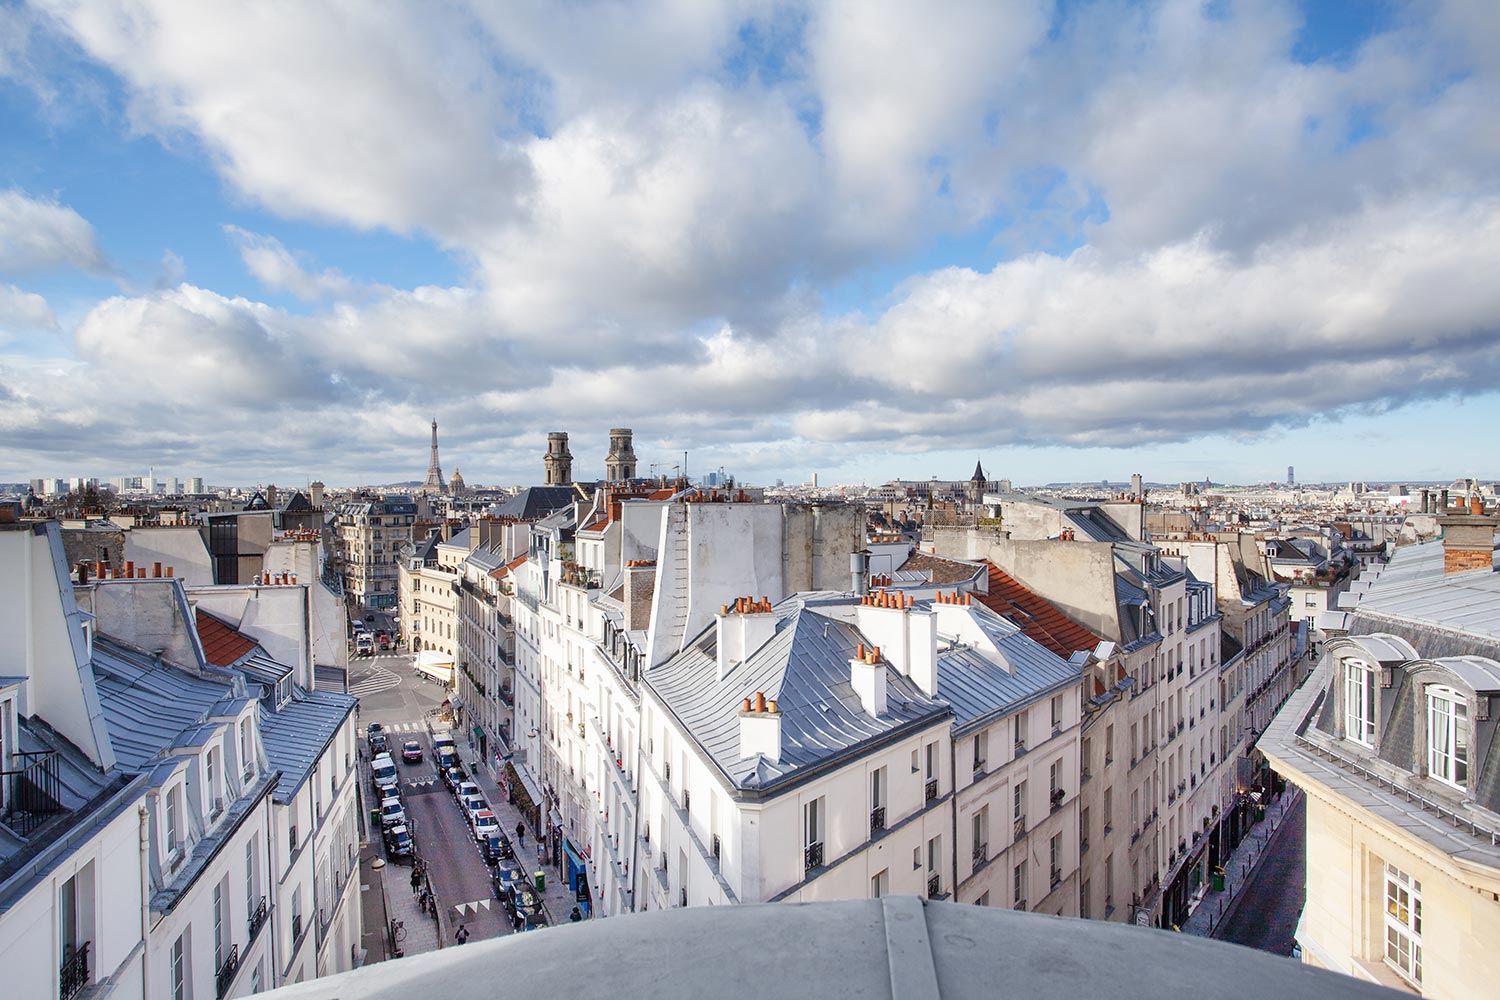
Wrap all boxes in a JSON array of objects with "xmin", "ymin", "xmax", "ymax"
[
  {"xmin": 1181, "ymin": 788, "xmax": 1302, "ymax": 937},
  {"xmin": 386, "ymin": 864, "xmax": 441, "ymax": 956}
]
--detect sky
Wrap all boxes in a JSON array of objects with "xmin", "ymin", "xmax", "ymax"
[{"xmin": 1, "ymin": 0, "xmax": 1498, "ymax": 489}]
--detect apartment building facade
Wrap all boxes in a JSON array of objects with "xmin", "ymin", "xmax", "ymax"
[{"xmin": 333, "ymin": 497, "xmax": 415, "ymax": 610}]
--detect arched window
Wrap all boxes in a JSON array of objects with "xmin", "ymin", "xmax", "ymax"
[
  {"xmin": 1343, "ymin": 658, "xmax": 1376, "ymax": 746},
  {"xmin": 1427, "ymin": 685, "xmax": 1469, "ymax": 789}
]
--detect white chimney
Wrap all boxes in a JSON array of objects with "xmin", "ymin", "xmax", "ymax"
[
  {"xmin": 717, "ymin": 597, "xmax": 779, "ymax": 680},
  {"xmin": 738, "ymin": 692, "xmax": 782, "ymax": 762},
  {"xmin": 854, "ymin": 591, "xmax": 939, "ymax": 696},
  {"xmin": 850, "ymin": 643, "xmax": 887, "ymax": 717}
]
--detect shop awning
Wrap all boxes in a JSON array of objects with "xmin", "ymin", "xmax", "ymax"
[{"xmin": 508, "ymin": 761, "xmax": 544, "ymax": 813}]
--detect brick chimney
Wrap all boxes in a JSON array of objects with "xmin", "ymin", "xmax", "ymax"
[{"xmin": 1439, "ymin": 509, "xmax": 1497, "ymax": 575}]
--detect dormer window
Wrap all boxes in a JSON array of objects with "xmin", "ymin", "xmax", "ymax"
[
  {"xmin": 1427, "ymin": 686, "xmax": 1469, "ymax": 790},
  {"xmin": 1344, "ymin": 659, "xmax": 1376, "ymax": 747}
]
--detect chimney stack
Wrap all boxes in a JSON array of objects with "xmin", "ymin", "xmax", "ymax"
[
  {"xmin": 851, "ymin": 643, "xmax": 888, "ymax": 717},
  {"xmin": 1438, "ymin": 509, "xmax": 1497, "ymax": 575},
  {"xmin": 717, "ymin": 597, "xmax": 779, "ymax": 679},
  {"xmin": 851, "ymin": 549, "xmax": 870, "ymax": 597},
  {"xmin": 738, "ymin": 691, "xmax": 782, "ymax": 762}
]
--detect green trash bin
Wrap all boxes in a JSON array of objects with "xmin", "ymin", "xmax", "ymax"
[
  {"xmin": 534, "ymin": 870, "xmax": 546, "ymax": 894},
  {"xmin": 371, "ymin": 808, "xmax": 380, "ymax": 829},
  {"xmin": 1212, "ymin": 871, "xmax": 1226, "ymax": 892}
]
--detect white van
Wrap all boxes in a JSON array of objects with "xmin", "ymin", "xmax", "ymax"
[{"xmin": 371, "ymin": 755, "xmax": 398, "ymax": 791}]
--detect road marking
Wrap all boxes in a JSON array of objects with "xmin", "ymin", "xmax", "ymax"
[
  {"xmin": 349, "ymin": 665, "xmax": 402, "ymax": 697},
  {"xmin": 451, "ymin": 899, "xmax": 493, "ymax": 916},
  {"xmin": 405, "ymin": 777, "xmax": 439, "ymax": 789}
]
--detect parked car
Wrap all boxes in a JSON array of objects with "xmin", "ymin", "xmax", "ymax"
[
  {"xmin": 385, "ymin": 824, "xmax": 414, "ymax": 860},
  {"xmin": 366, "ymin": 722, "xmax": 384, "ymax": 739},
  {"xmin": 431, "ymin": 731, "xmax": 456, "ymax": 756},
  {"xmin": 454, "ymin": 780, "xmax": 481, "ymax": 804},
  {"xmin": 462, "ymin": 794, "xmax": 487, "ymax": 825},
  {"xmin": 441, "ymin": 764, "xmax": 467, "ymax": 790},
  {"xmin": 356, "ymin": 634, "xmax": 374, "ymax": 656},
  {"xmin": 401, "ymin": 740, "xmax": 423, "ymax": 764},
  {"xmin": 380, "ymin": 800, "xmax": 407, "ymax": 828},
  {"xmin": 437, "ymin": 746, "xmax": 457, "ymax": 770},
  {"xmin": 377, "ymin": 631, "xmax": 391, "ymax": 650},
  {"xmin": 371, "ymin": 755, "xmax": 398, "ymax": 791},
  {"xmin": 369, "ymin": 733, "xmax": 390, "ymax": 757},
  {"xmin": 471, "ymin": 808, "xmax": 499, "ymax": 842},
  {"xmin": 378, "ymin": 785, "xmax": 401, "ymax": 809},
  {"xmin": 364, "ymin": 613, "xmax": 375, "ymax": 622}
]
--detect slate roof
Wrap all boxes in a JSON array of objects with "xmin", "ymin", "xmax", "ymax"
[
  {"xmin": 492, "ymin": 486, "xmax": 577, "ymax": 520},
  {"xmin": 93, "ymin": 637, "xmax": 238, "ymax": 773},
  {"xmin": 896, "ymin": 551, "xmax": 983, "ymax": 587},
  {"xmin": 1346, "ymin": 539, "xmax": 1500, "ymax": 658},
  {"xmin": 195, "ymin": 608, "xmax": 259, "ymax": 667},
  {"xmin": 975, "ymin": 561, "xmax": 1102, "ymax": 659},
  {"xmin": 647, "ymin": 602, "xmax": 951, "ymax": 794},
  {"xmin": 932, "ymin": 604, "xmax": 1083, "ymax": 733},
  {"xmin": 258, "ymin": 687, "xmax": 357, "ymax": 802}
]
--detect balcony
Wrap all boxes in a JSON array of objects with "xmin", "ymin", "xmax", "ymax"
[
  {"xmin": 1013, "ymin": 815, "xmax": 1026, "ymax": 839},
  {"xmin": 927, "ymin": 873, "xmax": 942, "ymax": 898},
  {"xmin": 216, "ymin": 944, "xmax": 241, "ymax": 999},
  {"xmin": 925, "ymin": 778, "xmax": 938, "ymax": 802},
  {"xmin": 972, "ymin": 843, "xmax": 987, "ymax": 867},
  {"xmin": 2, "ymin": 749, "xmax": 62, "ymax": 838},
  {"xmin": 870, "ymin": 806, "xmax": 886, "ymax": 834},
  {"xmin": 248, "ymin": 895, "xmax": 268, "ymax": 940},
  {"xmin": 1050, "ymin": 868, "xmax": 1062, "ymax": 889},
  {"xmin": 59, "ymin": 942, "xmax": 90, "ymax": 1000},
  {"xmin": 804, "ymin": 841, "xmax": 825, "ymax": 872}
]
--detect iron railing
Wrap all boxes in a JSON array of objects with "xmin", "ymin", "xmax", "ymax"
[
  {"xmin": 804, "ymin": 842, "xmax": 824, "ymax": 872},
  {"xmin": 925, "ymin": 779, "xmax": 938, "ymax": 802},
  {"xmin": 59, "ymin": 942, "xmax": 89, "ymax": 1000},
  {"xmin": 870, "ymin": 806, "xmax": 886, "ymax": 834},
  {"xmin": 215, "ymin": 944, "xmax": 240, "ymax": 999},
  {"xmin": 2, "ymin": 749, "xmax": 62, "ymax": 838},
  {"xmin": 248, "ymin": 895, "xmax": 268, "ymax": 940},
  {"xmin": 927, "ymin": 873, "xmax": 941, "ymax": 898}
]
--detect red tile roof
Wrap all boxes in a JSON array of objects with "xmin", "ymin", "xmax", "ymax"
[
  {"xmin": 975, "ymin": 561, "xmax": 1101, "ymax": 660},
  {"xmin": 195, "ymin": 608, "xmax": 259, "ymax": 667},
  {"xmin": 489, "ymin": 553, "xmax": 529, "ymax": 579}
]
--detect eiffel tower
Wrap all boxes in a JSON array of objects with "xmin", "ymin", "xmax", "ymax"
[{"xmin": 422, "ymin": 419, "xmax": 446, "ymax": 494}]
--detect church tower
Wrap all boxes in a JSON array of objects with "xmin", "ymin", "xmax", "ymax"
[
  {"xmin": 544, "ymin": 432, "xmax": 573, "ymax": 486},
  {"xmin": 605, "ymin": 428, "xmax": 637, "ymax": 481}
]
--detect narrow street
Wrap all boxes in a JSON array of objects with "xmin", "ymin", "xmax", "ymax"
[{"xmin": 1218, "ymin": 795, "xmax": 1306, "ymax": 956}]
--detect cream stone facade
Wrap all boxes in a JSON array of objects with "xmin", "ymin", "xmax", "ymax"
[{"xmin": 1260, "ymin": 514, "xmax": 1500, "ymax": 999}]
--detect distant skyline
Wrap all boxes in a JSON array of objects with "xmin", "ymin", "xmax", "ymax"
[{"xmin": 3, "ymin": 2, "xmax": 1499, "ymax": 487}]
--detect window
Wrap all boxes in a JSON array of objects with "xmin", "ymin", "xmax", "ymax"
[
  {"xmin": 245, "ymin": 841, "xmax": 257, "ymax": 906},
  {"xmin": 1049, "ymin": 833, "xmax": 1063, "ymax": 886},
  {"xmin": 804, "ymin": 797, "xmax": 824, "ymax": 870},
  {"xmin": 206, "ymin": 748, "xmax": 220, "ymax": 813},
  {"xmin": 925, "ymin": 742, "xmax": 937, "ymax": 780},
  {"xmin": 1013, "ymin": 780, "xmax": 1026, "ymax": 823},
  {"xmin": 171, "ymin": 933, "xmax": 188, "ymax": 1000},
  {"xmin": 213, "ymin": 879, "xmax": 227, "ymax": 968},
  {"xmin": 1384, "ymin": 864, "xmax": 1422, "ymax": 986},
  {"xmin": 1013, "ymin": 860, "xmax": 1027, "ymax": 909},
  {"xmin": 1105, "ymin": 724, "xmax": 1114, "ymax": 763},
  {"xmin": 1427, "ymin": 686, "xmax": 1469, "ymax": 789},
  {"xmin": 870, "ymin": 767, "xmax": 887, "ymax": 832},
  {"xmin": 1050, "ymin": 695, "xmax": 1062, "ymax": 733},
  {"xmin": 1014, "ymin": 711, "xmax": 1027, "ymax": 751},
  {"xmin": 870, "ymin": 869, "xmax": 888, "ymax": 898},
  {"xmin": 972, "ymin": 808, "xmax": 988, "ymax": 865},
  {"xmin": 1103, "ymin": 787, "xmax": 1113, "ymax": 830},
  {"xmin": 973, "ymin": 731, "xmax": 988, "ymax": 772},
  {"xmin": 1344, "ymin": 659, "xmax": 1376, "ymax": 746},
  {"xmin": 166, "ymin": 787, "xmax": 180, "ymax": 851}
]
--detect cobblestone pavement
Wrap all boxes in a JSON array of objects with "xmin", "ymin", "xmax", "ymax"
[{"xmin": 1181, "ymin": 788, "xmax": 1304, "ymax": 946}]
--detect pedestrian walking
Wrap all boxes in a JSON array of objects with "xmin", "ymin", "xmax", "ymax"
[
  {"xmin": 410, "ymin": 867, "xmax": 422, "ymax": 894},
  {"xmin": 515, "ymin": 821, "xmax": 525, "ymax": 847},
  {"xmin": 455, "ymin": 923, "xmax": 470, "ymax": 945},
  {"xmin": 569, "ymin": 906, "xmax": 583, "ymax": 923}
]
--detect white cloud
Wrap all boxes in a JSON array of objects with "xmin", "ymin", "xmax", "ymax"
[
  {"xmin": 7, "ymin": 1, "xmax": 1500, "ymax": 483},
  {"xmin": 0, "ymin": 188, "xmax": 108, "ymax": 272},
  {"xmin": 224, "ymin": 226, "xmax": 356, "ymax": 302},
  {"xmin": 0, "ymin": 283, "xmax": 58, "ymax": 337}
]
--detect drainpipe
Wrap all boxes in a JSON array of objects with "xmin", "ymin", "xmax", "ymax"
[{"xmin": 138, "ymin": 806, "xmax": 151, "ymax": 1000}]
